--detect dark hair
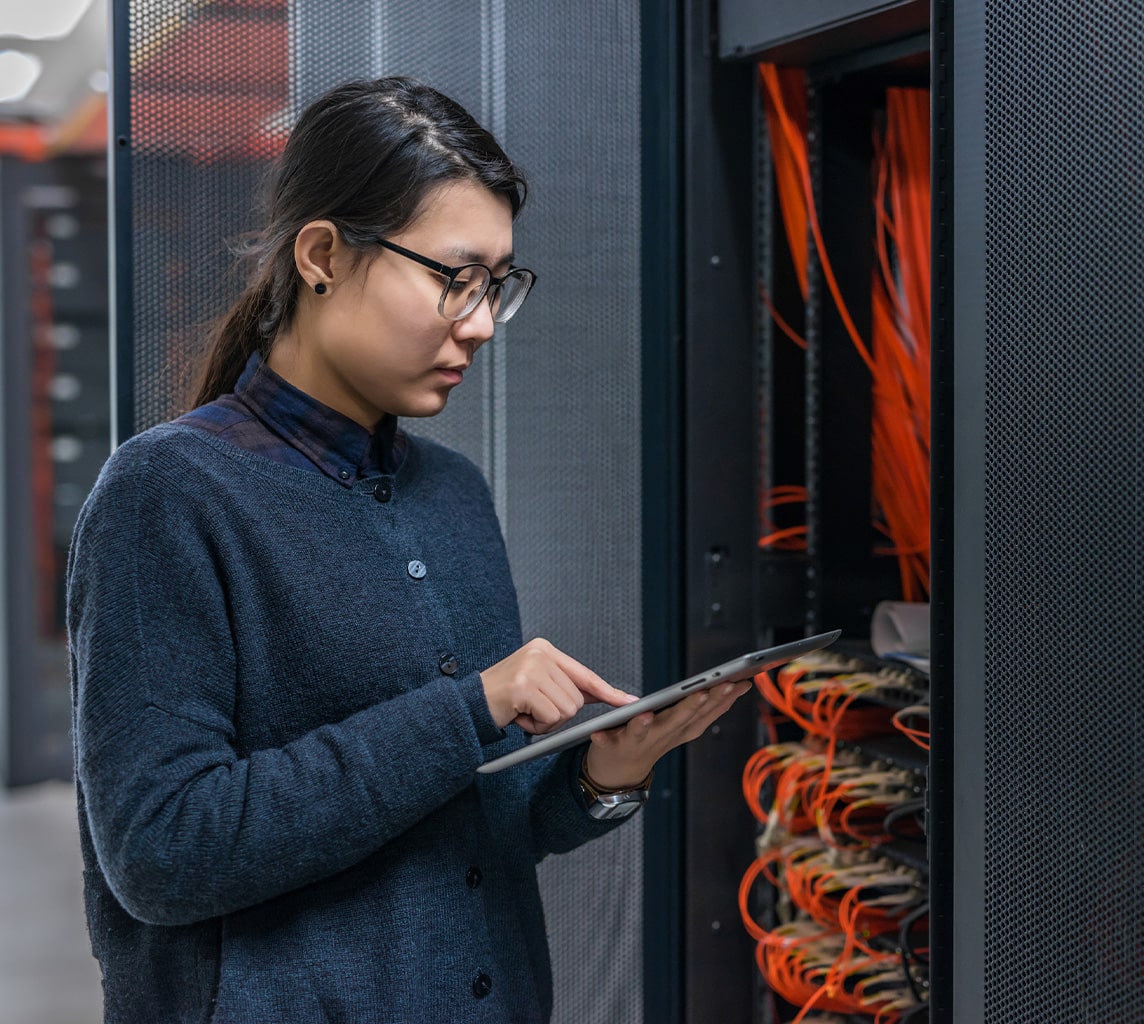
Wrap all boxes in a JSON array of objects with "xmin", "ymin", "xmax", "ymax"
[{"xmin": 192, "ymin": 77, "xmax": 527, "ymax": 407}]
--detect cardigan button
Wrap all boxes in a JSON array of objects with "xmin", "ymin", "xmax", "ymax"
[
  {"xmin": 439, "ymin": 653, "xmax": 459, "ymax": 676},
  {"xmin": 407, "ymin": 560, "xmax": 426, "ymax": 579},
  {"xmin": 472, "ymin": 972, "xmax": 492, "ymax": 999},
  {"xmin": 466, "ymin": 866, "xmax": 482, "ymax": 889},
  {"xmin": 373, "ymin": 479, "xmax": 392, "ymax": 502}
]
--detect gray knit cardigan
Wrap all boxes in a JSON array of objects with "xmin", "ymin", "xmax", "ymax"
[{"xmin": 67, "ymin": 424, "xmax": 623, "ymax": 1023}]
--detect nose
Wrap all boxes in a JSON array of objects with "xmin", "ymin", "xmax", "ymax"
[{"xmin": 452, "ymin": 294, "xmax": 497, "ymax": 346}]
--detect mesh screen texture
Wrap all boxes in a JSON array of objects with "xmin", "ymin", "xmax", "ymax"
[
  {"xmin": 126, "ymin": 3, "xmax": 644, "ymax": 1021},
  {"xmin": 130, "ymin": 0, "xmax": 289, "ymax": 427},
  {"xmin": 498, "ymin": 6, "xmax": 643, "ymax": 1023},
  {"xmin": 983, "ymin": 3, "xmax": 1143, "ymax": 1021}
]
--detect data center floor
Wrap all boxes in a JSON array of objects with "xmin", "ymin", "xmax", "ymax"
[{"xmin": 0, "ymin": 782, "xmax": 102, "ymax": 1023}]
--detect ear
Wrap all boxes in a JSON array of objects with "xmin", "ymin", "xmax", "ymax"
[{"xmin": 293, "ymin": 220, "xmax": 344, "ymax": 291}]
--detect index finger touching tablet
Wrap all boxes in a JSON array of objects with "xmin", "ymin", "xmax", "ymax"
[{"xmin": 476, "ymin": 629, "xmax": 841, "ymax": 774}]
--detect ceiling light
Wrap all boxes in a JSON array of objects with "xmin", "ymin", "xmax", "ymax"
[
  {"xmin": 0, "ymin": 0, "xmax": 95, "ymax": 41},
  {"xmin": 0, "ymin": 50, "xmax": 42, "ymax": 103}
]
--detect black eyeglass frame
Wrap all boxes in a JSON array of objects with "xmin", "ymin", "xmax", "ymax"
[{"xmin": 376, "ymin": 238, "xmax": 536, "ymax": 323}]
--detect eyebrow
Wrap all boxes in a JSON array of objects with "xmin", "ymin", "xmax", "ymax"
[{"xmin": 443, "ymin": 246, "xmax": 516, "ymax": 267}]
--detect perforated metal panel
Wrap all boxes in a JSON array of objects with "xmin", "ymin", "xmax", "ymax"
[
  {"xmin": 980, "ymin": 2, "xmax": 1143, "ymax": 1021},
  {"xmin": 125, "ymin": 0, "xmax": 289, "ymax": 428},
  {"xmin": 116, "ymin": 2, "xmax": 644, "ymax": 1021},
  {"xmin": 497, "ymin": 9, "xmax": 643, "ymax": 1022}
]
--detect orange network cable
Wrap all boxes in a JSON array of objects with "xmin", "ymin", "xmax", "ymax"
[
  {"xmin": 756, "ymin": 63, "xmax": 812, "ymax": 557},
  {"xmin": 756, "ymin": 66, "xmax": 932, "ymax": 600},
  {"xmin": 746, "ymin": 743, "xmax": 836, "ymax": 841},
  {"xmin": 744, "ymin": 918, "xmax": 913, "ymax": 1022},
  {"xmin": 739, "ymin": 849, "xmax": 923, "ymax": 1022},
  {"xmin": 756, "ymin": 663, "xmax": 896, "ymax": 742},
  {"xmin": 773, "ymin": 747, "xmax": 832, "ymax": 836},
  {"xmin": 758, "ymin": 63, "xmax": 875, "ymax": 373},
  {"xmin": 778, "ymin": 841, "xmax": 916, "ymax": 933},
  {"xmin": 813, "ymin": 770, "xmax": 916, "ymax": 849},
  {"xmin": 779, "ymin": 864, "xmax": 919, "ymax": 1020},
  {"xmin": 871, "ymin": 87, "xmax": 932, "ymax": 601},
  {"xmin": 760, "ymin": 284, "xmax": 809, "ymax": 351},
  {"xmin": 759, "ymin": 485, "xmax": 808, "ymax": 552},
  {"xmin": 753, "ymin": 661, "xmax": 902, "ymax": 850},
  {"xmin": 892, "ymin": 705, "xmax": 930, "ymax": 751},
  {"xmin": 742, "ymin": 657, "xmax": 928, "ymax": 1020},
  {"xmin": 745, "ymin": 747, "xmax": 916, "ymax": 858},
  {"xmin": 761, "ymin": 66, "xmax": 810, "ymax": 301},
  {"xmin": 743, "ymin": 742, "xmax": 806, "ymax": 825},
  {"xmin": 806, "ymin": 884, "xmax": 919, "ymax": 1024}
]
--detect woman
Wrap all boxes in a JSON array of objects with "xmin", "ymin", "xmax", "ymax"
[{"xmin": 68, "ymin": 77, "xmax": 750, "ymax": 1023}]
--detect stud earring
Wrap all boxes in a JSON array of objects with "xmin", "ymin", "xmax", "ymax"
[{"xmin": 314, "ymin": 282, "xmax": 327, "ymax": 295}]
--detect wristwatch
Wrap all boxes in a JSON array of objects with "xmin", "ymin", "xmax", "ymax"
[{"xmin": 578, "ymin": 765, "xmax": 653, "ymax": 820}]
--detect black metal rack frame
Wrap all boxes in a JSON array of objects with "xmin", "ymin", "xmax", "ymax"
[
  {"xmin": 679, "ymin": 3, "xmax": 933, "ymax": 1021},
  {"xmin": 689, "ymin": 1, "xmax": 1144, "ymax": 1022}
]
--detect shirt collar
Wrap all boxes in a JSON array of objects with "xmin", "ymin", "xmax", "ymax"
[{"xmin": 234, "ymin": 352, "xmax": 399, "ymax": 483}]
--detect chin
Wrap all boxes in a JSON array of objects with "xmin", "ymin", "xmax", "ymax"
[{"xmin": 397, "ymin": 393, "xmax": 452, "ymax": 419}]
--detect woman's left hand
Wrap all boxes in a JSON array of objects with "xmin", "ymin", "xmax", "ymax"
[{"xmin": 582, "ymin": 680, "xmax": 754, "ymax": 790}]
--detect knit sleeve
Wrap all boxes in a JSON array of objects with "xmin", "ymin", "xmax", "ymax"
[
  {"xmin": 523, "ymin": 744, "xmax": 634, "ymax": 861},
  {"xmin": 68, "ymin": 441, "xmax": 497, "ymax": 928}
]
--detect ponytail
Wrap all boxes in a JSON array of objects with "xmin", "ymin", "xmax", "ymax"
[{"xmin": 192, "ymin": 245, "xmax": 298, "ymax": 407}]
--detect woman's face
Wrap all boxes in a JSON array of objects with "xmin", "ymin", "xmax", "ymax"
[{"xmin": 273, "ymin": 179, "xmax": 515, "ymax": 428}]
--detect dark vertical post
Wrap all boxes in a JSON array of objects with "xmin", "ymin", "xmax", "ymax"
[
  {"xmin": 928, "ymin": 0, "xmax": 958, "ymax": 1018},
  {"xmin": 945, "ymin": 3, "xmax": 987, "ymax": 1021},
  {"xmin": 930, "ymin": 5, "xmax": 991, "ymax": 1020},
  {"xmin": 640, "ymin": 1, "xmax": 684, "ymax": 1019},
  {"xmin": 110, "ymin": 0, "xmax": 133, "ymax": 445},
  {"xmin": 681, "ymin": 1, "xmax": 759, "ymax": 1021},
  {"xmin": 0, "ymin": 160, "xmax": 39, "ymax": 786}
]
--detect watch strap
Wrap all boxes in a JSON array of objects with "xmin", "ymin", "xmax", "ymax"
[{"xmin": 578, "ymin": 763, "xmax": 653, "ymax": 819}]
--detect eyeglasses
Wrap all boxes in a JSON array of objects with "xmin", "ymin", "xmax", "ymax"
[{"xmin": 377, "ymin": 239, "xmax": 536, "ymax": 323}]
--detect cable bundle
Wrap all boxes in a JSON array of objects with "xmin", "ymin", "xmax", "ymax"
[
  {"xmin": 756, "ymin": 661, "xmax": 899, "ymax": 743},
  {"xmin": 756, "ymin": 64, "xmax": 932, "ymax": 602},
  {"xmin": 871, "ymin": 88, "xmax": 931, "ymax": 601},
  {"xmin": 741, "ymin": 656, "xmax": 929, "ymax": 1021},
  {"xmin": 744, "ymin": 739, "xmax": 917, "ymax": 852},
  {"xmin": 739, "ymin": 849, "xmax": 927, "ymax": 1023},
  {"xmin": 760, "ymin": 485, "xmax": 809, "ymax": 552}
]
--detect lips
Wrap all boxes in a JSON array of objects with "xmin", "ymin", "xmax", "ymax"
[{"xmin": 435, "ymin": 366, "xmax": 466, "ymax": 384}]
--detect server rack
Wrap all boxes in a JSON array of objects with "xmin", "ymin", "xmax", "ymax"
[
  {"xmin": 680, "ymin": 2, "xmax": 934, "ymax": 1020},
  {"xmin": 1, "ymin": 156, "xmax": 109, "ymax": 787},
  {"xmin": 932, "ymin": 2, "xmax": 1143, "ymax": 1021},
  {"xmin": 688, "ymin": 0, "xmax": 1143, "ymax": 1022}
]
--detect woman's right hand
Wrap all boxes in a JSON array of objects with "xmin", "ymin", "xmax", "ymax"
[{"xmin": 480, "ymin": 638, "xmax": 637, "ymax": 734}]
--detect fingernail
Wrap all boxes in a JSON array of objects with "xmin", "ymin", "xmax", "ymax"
[
  {"xmin": 722, "ymin": 683, "xmax": 734, "ymax": 695},
  {"xmin": 697, "ymin": 693, "xmax": 709, "ymax": 705},
  {"xmin": 624, "ymin": 693, "xmax": 640, "ymax": 703}
]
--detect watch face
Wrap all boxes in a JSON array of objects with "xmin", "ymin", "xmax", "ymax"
[
  {"xmin": 590, "ymin": 800, "xmax": 641, "ymax": 820},
  {"xmin": 587, "ymin": 789, "xmax": 648, "ymax": 820}
]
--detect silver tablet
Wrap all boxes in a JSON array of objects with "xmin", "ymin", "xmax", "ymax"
[{"xmin": 476, "ymin": 628, "xmax": 841, "ymax": 774}]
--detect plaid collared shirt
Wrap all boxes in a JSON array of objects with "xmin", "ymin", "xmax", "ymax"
[{"xmin": 177, "ymin": 352, "xmax": 406, "ymax": 484}]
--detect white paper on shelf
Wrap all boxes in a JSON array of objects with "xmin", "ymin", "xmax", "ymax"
[{"xmin": 871, "ymin": 601, "xmax": 930, "ymax": 673}]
